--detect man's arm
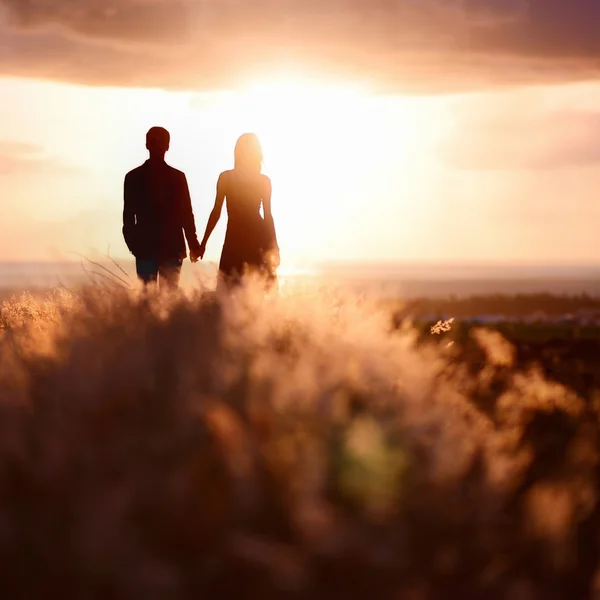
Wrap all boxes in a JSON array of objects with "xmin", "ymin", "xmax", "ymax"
[
  {"xmin": 180, "ymin": 173, "xmax": 201, "ymax": 256},
  {"xmin": 122, "ymin": 172, "xmax": 137, "ymax": 255}
]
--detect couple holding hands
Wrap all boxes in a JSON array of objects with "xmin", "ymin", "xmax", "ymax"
[{"xmin": 123, "ymin": 127, "xmax": 279, "ymax": 290}]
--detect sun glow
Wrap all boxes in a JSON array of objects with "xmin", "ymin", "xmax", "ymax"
[
  {"xmin": 54, "ymin": 75, "xmax": 442, "ymax": 268},
  {"xmin": 195, "ymin": 77, "xmax": 437, "ymax": 269}
]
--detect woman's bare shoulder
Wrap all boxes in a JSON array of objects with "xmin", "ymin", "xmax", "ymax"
[
  {"xmin": 260, "ymin": 173, "xmax": 272, "ymax": 187},
  {"xmin": 217, "ymin": 170, "xmax": 233, "ymax": 188}
]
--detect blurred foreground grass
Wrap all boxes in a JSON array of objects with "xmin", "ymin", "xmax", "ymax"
[{"xmin": 0, "ymin": 283, "xmax": 599, "ymax": 599}]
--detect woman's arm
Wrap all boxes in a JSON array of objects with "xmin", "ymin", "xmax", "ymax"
[
  {"xmin": 199, "ymin": 172, "xmax": 226, "ymax": 257},
  {"xmin": 261, "ymin": 176, "xmax": 279, "ymax": 251},
  {"xmin": 261, "ymin": 176, "xmax": 280, "ymax": 269}
]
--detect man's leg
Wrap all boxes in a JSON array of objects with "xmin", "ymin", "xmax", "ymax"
[
  {"xmin": 136, "ymin": 259, "xmax": 159, "ymax": 286},
  {"xmin": 158, "ymin": 259, "xmax": 183, "ymax": 290}
]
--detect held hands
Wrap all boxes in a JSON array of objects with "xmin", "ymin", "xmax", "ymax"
[{"xmin": 190, "ymin": 242, "xmax": 206, "ymax": 263}]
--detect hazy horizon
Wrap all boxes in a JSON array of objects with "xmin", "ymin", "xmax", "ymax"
[{"xmin": 3, "ymin": 259, "xmax": 600, "ymax": 300}]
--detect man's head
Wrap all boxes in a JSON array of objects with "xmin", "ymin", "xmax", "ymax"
[{"xmin": 146, "ymin": 126, "xmax": 170, "ymax": 158}]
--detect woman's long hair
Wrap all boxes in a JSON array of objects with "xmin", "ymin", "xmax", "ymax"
[{"xmin": 234, "ymin": 133, "xmax": 263, "ymax": 174}]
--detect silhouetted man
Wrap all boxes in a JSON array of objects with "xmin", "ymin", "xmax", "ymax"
[{"xmin": 123, "ymin": 127, "xmax": 201, "ymax": 289}]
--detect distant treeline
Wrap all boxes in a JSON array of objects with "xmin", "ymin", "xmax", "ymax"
[{"xmin": 399, "ymin": 293, "xmax": 600, "ymax": 318}]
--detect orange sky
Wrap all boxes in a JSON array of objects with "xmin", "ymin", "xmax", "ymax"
[{"xmin": 1, "ymin": 1, "xmax": 600, "ymax": 266}]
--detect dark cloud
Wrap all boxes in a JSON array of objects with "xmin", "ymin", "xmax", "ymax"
[
  {"xmin": 0, "ymin": 0, "xmax": 600, "ymax": 92},
  {"xmin": 467, "ymin": 0, "xmax": 600, "ymax": 58},
  {"xmin": 440, "ymin": 108, "xmax": 600, "ymax": 170},
  {"xmin": 1, "ymin": 0, "xmax": 190, "ymax": 44},
  {"xmin": 0, "ymin": 141, "xmax": 79, "ymax": 174}
]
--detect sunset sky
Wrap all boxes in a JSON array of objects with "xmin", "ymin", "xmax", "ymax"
[{"xmin": 1, "ymin": 0, "xmax": 600, "ymax": 267}]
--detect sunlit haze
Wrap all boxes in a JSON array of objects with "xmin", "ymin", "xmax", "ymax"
[{"xmin": 2, "ymin": 0, "xmax": 600, "ymax": 269}]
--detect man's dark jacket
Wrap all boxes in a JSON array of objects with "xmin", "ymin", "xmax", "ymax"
[{"xmin": 123, "ymin": 159, "xmax": 200, "ymax": 261}]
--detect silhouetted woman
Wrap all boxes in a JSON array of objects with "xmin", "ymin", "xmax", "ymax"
[{"xmin": 198, "ymin": 133, "xmax": 279, "ymax": 289}]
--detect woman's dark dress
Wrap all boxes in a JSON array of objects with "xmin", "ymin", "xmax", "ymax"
[{"xmin": 219, "ymin": 171, "xmax": 274, "ymax": 282}]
